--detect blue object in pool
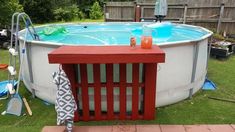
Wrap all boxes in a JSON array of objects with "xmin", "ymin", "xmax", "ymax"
[
  {"xmin": 147, "ymin": 22, "xmax": 172, "ymax": 39},
  {"xmin": 0, "ymin": 80, "xmax": 18, "ymax": 97},
  {"xmin": 202, "ymin": 78, "xmax": 216, "ymax": 90}
]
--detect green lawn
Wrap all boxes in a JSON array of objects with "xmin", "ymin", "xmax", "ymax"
[{"xmin": 1, "ymin": 46, "xmax": 235, "ymax": 131}]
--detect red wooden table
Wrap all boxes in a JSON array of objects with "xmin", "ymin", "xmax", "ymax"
[{"xmin": 48, "ymin": 45, "xmax": 165, "ymax": 121}]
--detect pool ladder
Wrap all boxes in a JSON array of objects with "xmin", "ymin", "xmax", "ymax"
[{"xmin": 7, "ymin": 12, "xmax": 39, "ymax": 98}]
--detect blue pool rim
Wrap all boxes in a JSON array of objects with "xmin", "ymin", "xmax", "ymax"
[{"xmin": 19, "ymin": 22, "xmax": 213, "ymax": 47}]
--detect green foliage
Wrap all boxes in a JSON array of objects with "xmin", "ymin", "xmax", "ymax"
[
  {"xmin": 23, "ymin": 0, "xmax": 54, "ymax": 23},
  {"xmin": 53, "ymin": 5, "xmax": 84, "ymax": 22},
  {"xmin": 0, "ymin": 0, "xmax": 23, "ymax": 27},
  {"xmin": 89, "ymin": 1, "xmax": 103, "ymax": 19},
  {"xmin": 52, "ymin": 0, "xmax": 78, "ymax": 8},
  {"xmin": 213, "ymin": 33, "xmax": 224, "ymax": 40},
  {"xmin": 213, "ymin": 33, "xmax": 235, "ymax": 43}
]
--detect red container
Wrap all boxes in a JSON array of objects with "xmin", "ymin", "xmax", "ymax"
[{"xmin": 141, "ymin": 36, "xmax": 152, "ymax": 49}]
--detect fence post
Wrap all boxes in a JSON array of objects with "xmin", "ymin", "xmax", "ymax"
[
  {"xmin": 183, "ymin": 4, "xmax": 188, "ymax": 24},
  {"xmin": 217, "ymin": 3, "xmax": 225, "ymax": 33},
  {"xmin": 103, "ymin": 3, "xmax": 107, "ymax": 22},
  {"xmin": 135, "ymin": 4, "xmax": 141, "ymax": 22},
  {"xmin": 121, "ymin": 6, "xmax": 123, "ymax": 21}
]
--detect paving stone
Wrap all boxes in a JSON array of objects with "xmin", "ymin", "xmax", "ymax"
[
  {"xmin": 112, "ymin": 125, "xmax": 136, "ymax": 132},
  {"xmin": 75, "ymin": 126, "xmax": 113, "ymax": 132},
  {"xmin": 136, "ymin": 125, "xmax": 161, "ymax": 132},
  {"xmin": 231, "ymin": 125, "xmax": 235, "ymax": 130},
  {"xmin": 42, "ymin": 124, "xmax": 235, "ymax": 132},
  {"xmin": 207, "ymin": 125, "xmax": 235, "ymax": 132},
  {"xmin": 42, "ymin": 126, "xmax": 66, "ymax": 132},
  {"xmin": 184, "ymin": 125, "xmax": 211, "ymax": 132},
  {"xmin": 160, "ymin": 125, "xmax": 186, "ymax": 132},
  {"xmin": 42, "ymin": 126, "xmax": 113, "ymax": 132}
]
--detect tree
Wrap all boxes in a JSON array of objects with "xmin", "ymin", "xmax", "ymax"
[
  {"xmin": 54, "ymin": 4, "xmax": 84, "ymax": 22},
  {"xmin": 52, "ymin": 0, "xmax": 77, "ymax": 8},
  {"xmin": 76, "ymin": 0, "xmax": 103, "ymax": 18},
  {"xmin": 23, "ymin": 0, "xmax": 54, "ymax": 23},
  {"xmin": 89, "ymin": 1, "xmax": 103, "ymax": 19},
  {"xmin": 0, "ymin": 0, "xmax": 23, "ymax": 27}
]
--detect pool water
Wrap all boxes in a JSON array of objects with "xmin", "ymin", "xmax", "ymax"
[{"xmin": 30, "ymin": 22, "xmax": 209, "ymax": 45}]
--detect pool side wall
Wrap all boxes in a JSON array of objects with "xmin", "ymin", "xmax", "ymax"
[
  {"xmin": 157, "ymin": 39, "xmax": 208, "ymax": 106},
  {"xmin": 20, "ymin": 37, "xmax": 209, "ymax": 108}
]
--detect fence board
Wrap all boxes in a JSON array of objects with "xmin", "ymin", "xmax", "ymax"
[
  {"xmin": 104, "ymin": 1, "xmax": 235, "ymax": 33},
  {"xmin": 105, "ymin": 2, "xmax": 135, "ymax": 22}
]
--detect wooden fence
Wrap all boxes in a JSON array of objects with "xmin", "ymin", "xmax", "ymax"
[
  {"xmin": 104, "ymin": 1, "xmax": 235, "ymax": 34},
  {"xmin": 104, "ymin": 2, "xmax": 136, "ymax": 22}
]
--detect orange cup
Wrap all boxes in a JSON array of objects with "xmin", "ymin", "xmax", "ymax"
[{"xmin": 141, "ymin": 36, "xmax": 152, "ymax": 49}]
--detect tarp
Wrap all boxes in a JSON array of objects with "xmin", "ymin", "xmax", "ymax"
[
  {"xmin": 154, "ymin": 0, "xmax": 168, "ymax": 16},
  {"xmin": 0, "ymin": 80, "xmax": 17, "ymax": 97},
  {"xmin": 202, "ymin": 78, "xmax": 216, "ymax": 90}
]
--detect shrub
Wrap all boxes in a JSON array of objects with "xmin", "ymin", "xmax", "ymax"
[
  {"xmin": 89, "ymin": 1, "xmax": 103, "ymax": 19},
  {"xmin": 23, "ymin": 0, "xmax": 54, "ymax": 23},
  {"xmin": 0, "ymin": 0, "xmax": 23, "ymax": 27},
  {"xmin": 69, "ymin": 5, "xmax": 84, "ymax": 20},
  {"xmin": 54, "ymin": 4, "xmax": 84, "ymax": 22},
  {"xmin": 54, "ymin": 8, "xmax": 66, "ymax": 21}
]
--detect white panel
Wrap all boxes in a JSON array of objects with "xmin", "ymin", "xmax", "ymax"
[
  {"xmin": 157, "ymin": 44, "xmax": 194, "ymax": 92},
  {"xmin": 193, "ymin": 39, "xmax": 208, "ymax": 93},
  {"xmin": 26, "ymin": 43, "xmax": 59, "ymax": 103}
]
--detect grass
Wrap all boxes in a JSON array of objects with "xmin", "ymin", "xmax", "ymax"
[{"xmin": 1, "ymin": 22, "xmax": 235, "ymax": 131}]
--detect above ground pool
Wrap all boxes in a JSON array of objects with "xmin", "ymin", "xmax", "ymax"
[
  {"xmin": 26, "ymin": 22, "xmax": 209, "ymax": 45},
  {"xmin": 19, "ymin": 22, "xmax": 212, "ymax": 110}
]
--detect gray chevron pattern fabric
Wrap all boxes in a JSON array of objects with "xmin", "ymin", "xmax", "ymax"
[{"xmin": 53, "ymin": 69, "xmax": 77, "ymax": 132}]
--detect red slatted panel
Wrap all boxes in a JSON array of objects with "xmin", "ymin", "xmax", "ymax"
[
  {"xmin": 49, "ymin": 46, "xmax": 165, "ymax": 121},
  {"xmin": 93, "ymin": 64, "xmax": 101, "ymax": 120},
  {"xmin": 143, "ymin": 63, "xmax": 157, "ymax": 120},
  {"xmin": 119, "ymin": 64, "xmax": 127, "ymax": 119},
  {"xmin": 78, "ymin": 114, "xmax": 144, "ymax": 121},
  {"xmin": 62, "ymin": 64, "xmax": 79, "ymax": 121},
  {"xmin": 132, "ymin": 63, "xmax": 139, "ymax": 119},
  {"xmin": 106, "ymin": 64, "xmax": 114, "ymax": 120},
  {"xmin": 76, "ymin": 83, "xmax": 144, "ymax": 88},
  {"xmin": 80, "ymin": 64, "xmax": 89, "ymax": 121}
]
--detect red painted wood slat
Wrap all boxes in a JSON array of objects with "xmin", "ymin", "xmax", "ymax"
[
  {"xmin": 75, "ymin": 82, "xmax": 145, "ymax": 88},
  {"xmin": 78, "ymin": 114, "xmax": 144, "ymax": 121},
  {"xmin": 48, "ymin": 46, "xmax": 165, "ymax": 64},
  {"xmin": 48, "ymin": 45, "xmax": 165, "ymax": 121},
  {"xmin": 62, "ymin": 64, "xmax": 79, "ymax": 121},
  {"xmin": 119, "ymin": 64, "xmax": 127, "ymax": 119},
  {"xmin": 80, "ymin": 64, "xmax": 90, "ymax": 121},
  {"xmin": 106, "ymin": 64, "xmax": 114, "ymax": 120},
  {"xmin": 93, "ymin": 64, "xmax": 102, "ymax": 120},
  {"xmin": 132, "ymin": 63, "xmax": 139, "ymax": 119},
  {"xmin": 143, "ymin": 63, "xmax": 157, "ymax": 120}
]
